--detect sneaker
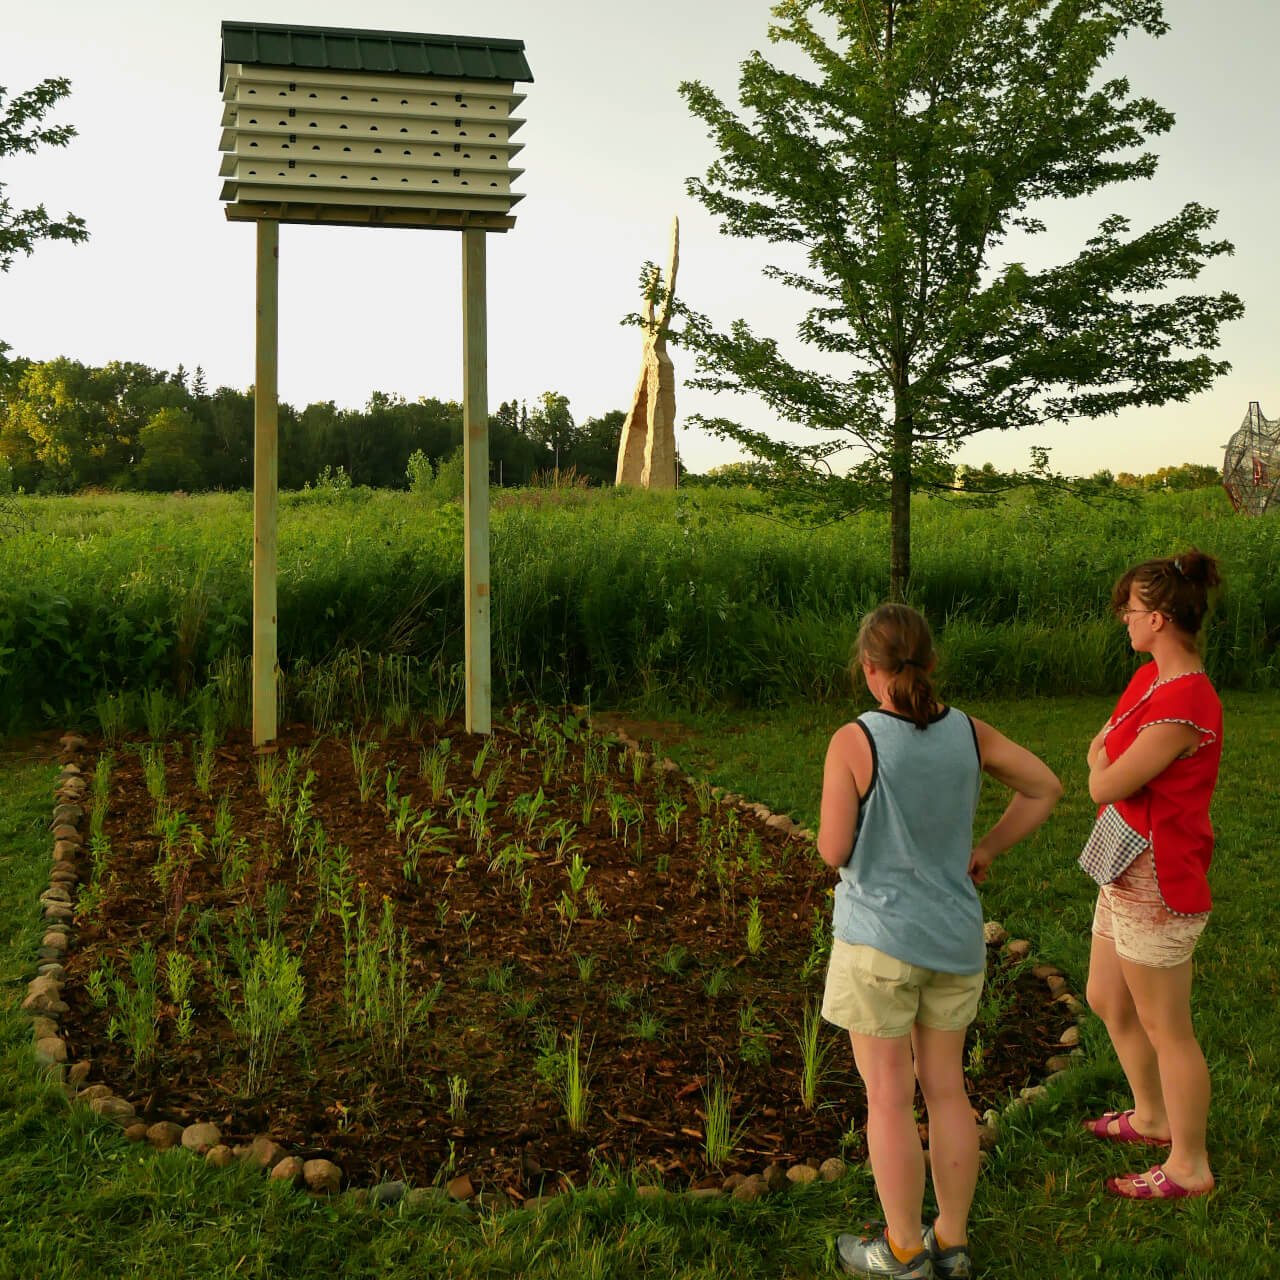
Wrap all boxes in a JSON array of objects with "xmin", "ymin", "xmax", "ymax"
[
  {"xmin": 923, "ymin": 1225, "xmax": 972, "ymax": 1278},
  {"xmin": 836, "ymin": 1230, "xmax": 936, "ymax": 1278}
]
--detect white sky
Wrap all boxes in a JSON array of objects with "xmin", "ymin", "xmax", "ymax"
[{"xmin": 2, "ymin": 0, "xmax": 1276, "ymax": 477}]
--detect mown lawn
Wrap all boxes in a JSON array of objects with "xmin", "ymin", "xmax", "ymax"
[{"xmin": 2, "ymin": 693, "xmax": 1276, "ymax": 1277}]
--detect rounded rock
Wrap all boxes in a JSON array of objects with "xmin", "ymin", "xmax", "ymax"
[
  {"xmin": 29, "ymin": 1015, "xmax": 60, "ymax": 1041},
  {"xmin": 1045, "ymin": 1054, "xmax": 1075, "ymax": 1074},
  {"xmin": 77, "ymin": 1084, "xmax": 114, "ymax": 1103},
  {"xmin": 370, "ymin": 1180, "xmax": 407, "ymax": 1207},
  {"xmin": 51, "ymin": 804, "xmax": 84, "ymax": 827},
  {"xmin": 983, "ymin": 921, "xmax": 1009, "ymax": 946},
  {"xmin": 67, "ymin": 1060, "xmax": 91, "ymax": 1087},
  {"xmin": 302, "ymin": 1159, "xmax": 342, "ymax": 1195},
  {"xmin": 40, "ymin": 886, "xmax": 73, "ymax": 904},
  {"xmin": 1058, "ymin": 1025, "xmax": 1081, "ymax": 1047},
  {"xmin": 785, "ymin": 1164, "xmax": 818, "ymax": 1186},
  {"xmin": 634, "ymin": 1185, "xmax": 664, "ymax": 1201},
  {"xmin": 90, "ymin": 1096, "xmax": 136, "ymax": 1124},
  {"xmin": 818, "ymin": 1157, "xmax": 846, "ymax": 1182},
  {"xmin": 240, "ymin": 1135, "xmax": 284, "ymax": 1169},
  {"xmin": 51, "ymin": 825, "xmax": 82, "ymax": 845},
  {"xmin": 732, "ymin": 1175, "xmax": 766, "ymax": 1203},
  {"xmin": 181, "ymin": 1122, "xmax": 223, "ymax": 1154},
  {"xmin": 205, "ymin": 1145, "xmax": 235, "ymax": 1169},
  {"xmin": 721, "ymin": 1173, "xmax": 746, "ymax": 1193},
  {"xmin": 34, "ymin": 1036, "xmax": 68, "ymax": 1066},
  {"xmin": 124, "ymin": 1122, "xmax": 149, "ymax": 1143},
  {"xmin": 269, "ymin": 1157, "xmax": 305, "ymax": 1186},
  {"xmin": 688, "ymin": 1186, "xmax": 723, "ymax": 1200},
  {"xmin": 761, "ymin": 1163, "xmax": 789, "ymax": 1193},
  {"xmin": 147, "ymin": 1122, "xmax": 184, "ymax": 1150},
  {"xmin": 1005, "ymin": 939, "xmax": 1032, "ymax": 960},
  {"xmin": 445, "ymin": 1173, "xmax": 474, "ymax": 1201},
  {"xmin": 41, "ymin": 932, "xmax": 68, "ymax": 952}
]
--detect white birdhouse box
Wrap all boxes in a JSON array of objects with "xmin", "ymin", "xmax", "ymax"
[{"xmin": 219, "ymin": 21, "xmax": 532, "ymax": 230}]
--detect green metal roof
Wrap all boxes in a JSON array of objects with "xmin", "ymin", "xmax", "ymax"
[{"xmin": 220, "ymin": 20, "xmax": 533, "ymax": 87}]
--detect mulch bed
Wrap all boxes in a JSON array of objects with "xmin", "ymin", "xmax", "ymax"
[{"xmin": 57, "ymin": 711, "xmax": 1073, "ymax": 1195}]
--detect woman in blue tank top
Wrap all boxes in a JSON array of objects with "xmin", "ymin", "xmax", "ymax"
[{"xmin": 820, "ymin": 604, "xmax": 1062, "ymax": 1280}]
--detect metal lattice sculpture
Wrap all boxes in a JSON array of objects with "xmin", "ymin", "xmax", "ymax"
[{"xmin": 1223, "ymin": 401, "xmax": 1280, "ymax": 516}]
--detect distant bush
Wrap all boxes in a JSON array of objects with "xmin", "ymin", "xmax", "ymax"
[{"xmin": 408, "ymin": 447, "xmax": 464, "ymax": 505}]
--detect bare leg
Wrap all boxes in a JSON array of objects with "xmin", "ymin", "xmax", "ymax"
[
  {"xmin": 912, "ymin": 1023, "xmax": 978, "ymax": 1245},
  {"xmin": 850, "ymin": 1031, "xmax": 924, "ymax": 1254},
  {"xmin": 1120, "ymin": 956, "xmax": 1213, "ymax": 1191},
  {"xmin": 1085, "ymin": 931, "xmax": 1170, "ymax": 1140}
]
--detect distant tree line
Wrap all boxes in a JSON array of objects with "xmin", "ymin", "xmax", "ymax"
[{"xmin": 0, "ymin": 349, "xmax": 626, "ymax": 493}]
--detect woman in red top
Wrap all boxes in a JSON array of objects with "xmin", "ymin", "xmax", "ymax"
[{"xmin": 1081, "ymin": 549, "xmax": 1222, "ymax": 1200}]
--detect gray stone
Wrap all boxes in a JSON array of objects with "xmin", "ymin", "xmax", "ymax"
[
  {"xmin": 405, "ymin": 1186, "xmax": 448, "ymax": 1210},
  {"xmin": 36, "ymin": 963, "xmax": 67, "ymax": 981},
  {"xmin": 43, "ymin": 905, "xmax": 74, "ymax": 923},
  {"xmin": 77, "ymin": 1084, "xmax": 114, "ymax": 1103},
  {"xmin": 29, "ymin": 1015, "xmax": 60, "ymax": 1041},
  {"xmin": 90, "ymin": 1096, "xmax": 136, "ymax": 1124},
  {"xmin": 49, "ymin": 867, "xmax": 79, "ymax": 885},
  {"xmin": 59, "ymin": 733, "xmax": 88, "ymax": 752},
  {"xmin": 785, "ymin": 1164, "xmax": 818, "ymax": 1186},
  {"xmin": 634, "ymin": 1185, "xmax": 663, "ymax": 1201},
  {"xmin": 721, "ymin": 1173, "xmax": 746, "ymax": 1192},
  {"xmin": 123, "ymin": 1123, "xmax": 149, "ymax": 1143},
  {"xmin": 1019, "ymin": 1085, "xmax": 1048, "ymax": 1103},
  {"xmin": 51, "ymin": 804, "xmax": 84, "ymax": 827},
  {"xmin": 1031, "ymin": 963, "xmax": 1063, "ymax": 980},
  {"xmin": 1046, "ymin": 975, "xmax": 1068, "ymax": 996},
  {"xmin": 977, "ymin": 1121, "xmax": 1000, "ymax": 1151},
  {"xmin": 818, "ymin": 1157, "xmax": 846, "ymax": 1182},
  {"xmin": 302, "ymin": 1159, "xmax": 342, "ymax": 1195},
  {"xmin": 34, "ymin": 1036, "xmax": 67, "ymax": 1066},
  {"xmin": 147, "ymin": 1122, "xmax": 184, "ymax": 1150},
  {"xmin": 269, "ymin": 1157, "xmax": 305, "ymax": 1185},
  {"xmin": 983, "ymin": 921, "xmax": 1009, "ymax": 946},
  {"xmin": 1005, "ymin": 939, "xmax": 1032, "ymax": 960},
  {"xmin": 1055, "ymin": 993, "xmax": 1087, "ymax": 1015},
  {"xmin": 67, "ymin": 1060, "xmax": 91, "ymax": 1087},
  {"xmin": 688, "ymin": 1186, "xmax": 723, "ymax": 1200},
  {"xmin": 761, "ymin": 1163, "xmax": 788, "ymax": 1193},
  {"xmin": 239, "ymin": 1135, "xmax": 283, "ymax": 1169},
  {"xmin": 41, "ymin": 931, "xmax": 68, "ymax": 952},
  {"xmin": 1058, "ymin": 1025, "xmax": 1080, "ymax": 1047},
  {"xmin": 37, "ymin": 947, "xmax": 67, "ymax": 964},
  {"xmin": 181, "ymin": 1122, "xmax": 223, "ymax": 1154},
  {"xmin": 731, "ymin": 1175, "xmax": 766, "ymax": 1203},
  {"xmin": 205, "ymin": 1145, "xmax": 235, "ymax": 1168},
  {"xmin": 1045, "ymin": 1054, "xmax": 1075, "ymax": 1074},
  {"xmin": 765, "ymin": 814, "xmax": 795, "ymax": 833},
  {"xmin": 370, "ymin": 1180, "xmax": 407, "ymax": 1206},
  {"xmin": 40, "ymin": 885, "xmax": 72, "ymax": 904},
  {"xmin": 51, "ymin": 825, "xmax": 82, "ymax": 844},
  {"xmin": 476, "ymin": 1190, "xmax": 513, "ymax": 1214}
]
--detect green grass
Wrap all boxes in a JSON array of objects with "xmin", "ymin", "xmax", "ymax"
[
  {"xmin": 3, "ymin": 485, "xmax": 1279, "ymax": 729},
  {"xmin": 2, "ymin": 693, "xmax": 1278, "ymax": 1276}
]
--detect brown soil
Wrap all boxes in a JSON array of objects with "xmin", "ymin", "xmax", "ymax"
[{"xmin": 59, "ymin": 712, "xmax": 1073, "ymax": 1196}]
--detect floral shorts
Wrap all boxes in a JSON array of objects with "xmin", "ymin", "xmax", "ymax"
[{"xmin": 1092, "ymin": 850, "xmax": 1209, "ymax": 968}]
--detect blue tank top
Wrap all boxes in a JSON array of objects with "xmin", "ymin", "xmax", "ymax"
[{"xmin": 832, "ymin": 707, "xmax": 985, "ymax": 974}]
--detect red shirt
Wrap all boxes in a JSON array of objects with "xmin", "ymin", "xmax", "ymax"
[{"xmin": 1102, "ymin": 663, "xmax": 1222, "ymax": 914}]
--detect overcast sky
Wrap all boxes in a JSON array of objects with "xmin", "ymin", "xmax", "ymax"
[{"xmin": 3, "ymin": 0, "xmax": 1275, "ymax": 477}]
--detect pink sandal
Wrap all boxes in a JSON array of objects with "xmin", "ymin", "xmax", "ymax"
[
  {"xmin": 1106, "ymin": 1165, "xmax": 1214, "ymax": 1200},
  {"xmin": 1083, "ymin": 1109, "xmax": 1169, "ymax": 1148}
]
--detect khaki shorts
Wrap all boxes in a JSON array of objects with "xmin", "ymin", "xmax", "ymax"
[
  {"xmin": 1093, "ymin": 850, "xmax": 1209, "ymax": 968},
  {"xmin": 821, "ymin": 940, "xmax": 984, "ymax": 1038}
]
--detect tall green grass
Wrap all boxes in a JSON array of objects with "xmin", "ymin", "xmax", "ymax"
[{"xmin": 1, "ymin": 485, "xmax": 1277, "ymax": 729}]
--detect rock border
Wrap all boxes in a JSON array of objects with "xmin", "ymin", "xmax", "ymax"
[{"xmin": 23, "ymin": 729, "xmax": 1087, "ymax": 1211}]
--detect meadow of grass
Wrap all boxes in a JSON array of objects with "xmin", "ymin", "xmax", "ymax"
[
  {"xmin": 2, "ymin": 690, "xmax": 1277, "ymax": 1277},
  {"xmin": 1, "ymin": 485, "xmax": 1278, "ymax": 731}
]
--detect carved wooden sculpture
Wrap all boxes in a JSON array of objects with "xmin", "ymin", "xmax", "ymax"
[{"xmin": 616, "ymin": 218, "xmax": 679, "ymax": 488}]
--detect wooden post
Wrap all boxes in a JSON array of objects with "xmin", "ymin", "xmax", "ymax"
[
  {"xmin": 252, "ymin": 219, "xmax": 279, "ymax": 746},
  {"xmin": 462, "ymin": 227, "xmax": 491, "ymax": 734}
]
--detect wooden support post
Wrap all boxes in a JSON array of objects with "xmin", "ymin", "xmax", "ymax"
[
  {"xmin": 252, "ymin": 219, "xmax": 279, "ymax": 746},
  {"xmin": 462, "ymin": 228, "xmax": 491, "ymax": 734}
]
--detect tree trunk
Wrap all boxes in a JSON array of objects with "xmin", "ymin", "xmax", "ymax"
[{"xmin": 889, "ymin": 397, "xmax": 912, "ymax": 602}]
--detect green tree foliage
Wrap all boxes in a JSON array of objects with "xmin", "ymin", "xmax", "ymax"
[
  {"xmin": 0, "ymin": 77, "xmax": 88, "ymax": 272},
  {"xmin": 1116, "ymin": 461, "xmax": 1220, "ymax": 490},
  {"xmin": 0, "ymin": 353, "xmax": 626, "ymax": 493},
  {"xmin": 678, "ymin": 0, "xmax": 1243, "ymax": 598}
]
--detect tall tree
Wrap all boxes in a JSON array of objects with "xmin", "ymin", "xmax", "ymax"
[
  {"xmin": 0, "ymin": 77, "xmax": 88, "ymax": 272},
  {"xmin": 679, "ymin": 0, "xmax": 1242, "ymax": 598}
]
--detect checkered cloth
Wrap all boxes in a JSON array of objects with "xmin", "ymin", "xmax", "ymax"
[{"xmin": 1078, "ymin": 804, "xmax": 1149, "ymax": 886}]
